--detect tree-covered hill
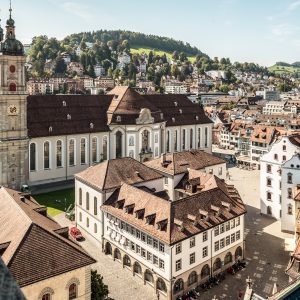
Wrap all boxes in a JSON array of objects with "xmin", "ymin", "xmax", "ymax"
[{"xmin": 63, "ymin": 30, "xmax": 205, "ymax": 57}]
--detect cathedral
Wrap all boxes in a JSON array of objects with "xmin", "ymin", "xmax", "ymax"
[{"xmin": 0, "ymin": 8, "xmax": 213, "ymax": 190}]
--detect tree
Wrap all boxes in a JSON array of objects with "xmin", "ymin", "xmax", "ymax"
[
  {"xmin": 172, "ymin": 51, "xmax": 179, "ymax": 60},
  {"xmin": 91, "ymin": 270, "xmax": 109, "ymax": 300},
  {"xmin": 54, "ymin": 57, "xmax": 67, "ymax": 75}
]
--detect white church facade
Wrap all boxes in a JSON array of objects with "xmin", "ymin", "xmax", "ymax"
[{"xmin": 0, "ymin": 12, "xmax": 213, "ymax": 190}]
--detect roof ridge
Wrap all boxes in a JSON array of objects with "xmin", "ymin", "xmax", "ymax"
[{"xmin": 3, "ymin": 188, "xmax": 32, "ymax": 225}]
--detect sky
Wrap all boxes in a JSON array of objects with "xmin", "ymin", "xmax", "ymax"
[{"xmin": 4, "ymin": 0, "xmax": 300, "ymax": 66}]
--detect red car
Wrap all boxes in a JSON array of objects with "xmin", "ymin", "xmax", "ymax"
[{"xmin": 70, "ymin": 227, "xmax": 83, "ymax": 241}]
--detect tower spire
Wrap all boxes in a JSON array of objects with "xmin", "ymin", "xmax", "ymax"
[{"xmin": 9, "ymin": 0, "xmax": 12, "ymax": 19}]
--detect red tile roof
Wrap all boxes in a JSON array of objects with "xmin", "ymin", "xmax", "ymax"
[{"xmin": 0, "ymin": 187, "xmax": 95, "ymax": 287}]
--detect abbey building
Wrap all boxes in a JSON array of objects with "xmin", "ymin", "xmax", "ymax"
[{"xmin": 0, "ymin": 11, "xmax": 213, "ymax": 190}]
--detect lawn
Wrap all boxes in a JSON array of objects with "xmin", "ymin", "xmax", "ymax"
[
  {"xmin": 268, "ymin": 65, "xmax": 300, "ymax": 75},
  {"xmin": 34, "ymin": 188, "xmax": 75, "ymax": 217},
  {"xmin": 131, "ymin": 47, "xmax": 196, "ymax": 63}
]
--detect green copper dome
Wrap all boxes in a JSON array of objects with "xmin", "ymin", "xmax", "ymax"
[
  {"xmin": 1, "ymin": 38, "xmax": 24, "ymax": 55},
  {"xmin": 6, "ymin": 17, "xmax": 14, "ymax": 27}
]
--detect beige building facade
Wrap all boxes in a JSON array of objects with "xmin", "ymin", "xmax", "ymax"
[{"xmin": 22, "ymin": 266, "xmax": 92, "ymax": 300}]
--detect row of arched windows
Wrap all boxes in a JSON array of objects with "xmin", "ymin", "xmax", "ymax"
[
  {"xmin": 78, "ymin": 188, "xmax": 98, "ymax": 215},
  {"xmin": 40, "ymin": 282, "xmax": 78, "ymax": 300},
  {"xmin": 30, "ymin": 137, "xmax": 108, "ymax": 171},
  {"xmin": 166, "ymin": 127, "xmax": 208, "ymax": 153},
  {"xmin": 173, "ymin": 248, "xmax": 242, "ymax": 294}
]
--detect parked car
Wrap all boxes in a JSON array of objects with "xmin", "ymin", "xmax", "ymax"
[{"xmin": 70, "ymin": 227, "xmax": 84, "ymax": 241}]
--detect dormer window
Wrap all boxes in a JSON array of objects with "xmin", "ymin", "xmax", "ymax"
[
  {"xmin": 90, "ymin": 123, "xmax": 94, "ymax": 129},
  {"xmin": 67, "ymin": 114, "xmax": 71, "ymax": 120},
  {"xmin": 160, "ymin": 113, "xmax": 164, "ymax": 119},
  {"xmin": 172, "ymin": 117, "xmax": 175, "ymax": 122},
  {"xmin": 48, "ymin": 126, "xmax": 53, "ymax": 132},
  {"xmin": 174, "ymin": 102, "xmax": 178, "ymax": 107},
  {"xmin": 195, "ymin": 116, "xmax": 199, "ymax": 121},
  {"xmin": 179, "ymin": 109, "xmax": 182, "ymax": 114},
  {"xmin": 116, "ymin": 115, "xmax": 121, "ymax": 122},
  {"xmin": 62, "ymin": 101, "xmax": 67, "ymax": 107}
]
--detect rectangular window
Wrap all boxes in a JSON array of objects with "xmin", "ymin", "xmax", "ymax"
[
  {"xmin": 236, "ymin": 217, "xmax": 240, "ymax": 226},
  {"xmin": 190, "ymin": 252, "xmax": 195, "ymax": 264},
  {"xmin": 136, "ymin": 245, "xmax": 141, "ymax": 254},
  {"xmin": 159, "ymin": 242, "xmax": 165, "ymax": 253},
  {"xmin": 176, "ymin": 243, "xmax": 182, "ymax": 254},
  {"xmin": 231, "ymin": 233, "xmax": 236, "ymax": 243},
  {"xmin": 203, "ymin": 232, "xmax": 208, "ymax": 242},
  {"xmin": 226, "ymin": 222, "xmax": 230, "ymax": 231},
  {"xmin": 220, "ymin": 238, "xmax": 225, "ymax": 249},
  {"xmin": 159, "ymin": 259, "xmax": 165, "ymax": 270},
  {"xmin": 141, "ymin": 233, "xmax": 146, "ymax": 242},
  {"xmin": 153, "ymin": 239, "xmax": 158, "ymax": 249},
  {"xmin": 120, "ymin": 221, "xmax": 125, "ymax": 230},
  {"xmin": 136, "ymin": 230, "xmax": 141, "ymax": 239},
  {"xmin": 190, "ymin": 237, "xmax": 195, "ymax": 248},
  {"xmin": 147, "ymin": 251, "xmax": 152, "ymax": 261},
  {"xmin": 214, "ymin": 241, "xmax": 219, "ymax": 252},
  {"xmin": 236, "ymin": 230, "xmax": 241, "ymax": 240},
  {"xmin": 231, "ymin": 219, "xmax": 235, "ymax": 229},
  {"xmin": 226, "ymin": 235, "xmax": 230, "ymax": 246},
  {"xmin": 126, "ymin": 224, "xmax": 130, "ymax": 232},
  {"xmin": 175, "ymin": 259, "xmax": 182, "ymax": 272},
  {"xmin": 164, "ymin": 177, "xmax": 168, "ymax": 184},
  {"xmin": 203, "ymin": 246, "xmax": 208, "ymax": 258},
  {"xmin": 153, "ymin": 255, "xmax": 158, "ymax": 266},
  {"xmin": 214, "ymin": 226, "xmax": 219, "ymax": 236},
  {"xmin": 219, "ymin": 167, "xmax": 223, "ymax": 176},
  {"xmin": 141, "ymin": 248, "xmax": 146, "ymax": 258},
  {"xmin": 131, "ymin": 227, "xmax": 135, "ymax": 236},
  {"xmin": 220, "ymin": 223, "xmax": 225, "ymax": 234},
  {"xmin": 93, "ymin": 197, "xmax": 97, "ymax": 215},
  {"xmin": 147, "ymin": 236, "xmax": 152, "ymax": 246},
  {"xmin": 131, "ymin": 242, "xmax": 135, "ymax": 251}
]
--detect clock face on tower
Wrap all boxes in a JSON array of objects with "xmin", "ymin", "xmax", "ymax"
[{"xmin": 7, "ymin": 105, "xmax": 19, "ymax": 115}]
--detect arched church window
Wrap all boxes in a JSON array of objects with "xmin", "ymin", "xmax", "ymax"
[
  {"xmin": 69, "ymin": 139, "xmax": 75, "ymax": 166},
  {"xmin": 44, "ymin": 141, "xmax": 50, "ymax": 169},
  {"xmin": 190, "ymin": 128, "xmax": 193, "ymax": 149},
  {"xmin": 56, "ymin": 140, "xmax": 63, "ymax": 168},
  {"xmin": 173, "ymin": 130, "xmax": 178, "ymax": 151},
  {"xmin": 198, "ymin": 128, "xmax": 201, "ymax": 148},
  {"xmin": 142, "ymin": 130, "xmax": 150, "ymax": 151},
  {"xmin": 116, "ymin": 131, "xmax": 123, "ymax": 158},
  {"xmin": 92, "ymin": 137, "xmax": 97, "ymax": 163},
  {"xmin": 102, "ymin": 136, "xmax": 108, "ymax": 160},
  {"xmin": 30, "ymin": 143, "xmax": 36, "ymax": 171},
  {"xmin": 81, "ymin": 138, "xmax": 87, "ymax": 164}
]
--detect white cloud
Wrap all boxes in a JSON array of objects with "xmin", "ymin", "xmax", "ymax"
[
  {"xmin": 271, "ymin": 23, "xmax": 299, "ymax": 38},
  {"xmin": 287, "ymin": 0, "xmax": 300, "ymax": 11},
  {"xmin": 60, "ymin": 2, "xmax": 92, "ymax": 22}
]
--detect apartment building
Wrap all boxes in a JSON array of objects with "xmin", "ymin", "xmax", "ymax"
[{"xmin": 74, "ymin": 153, "xmax": 245, "ymax": 300}]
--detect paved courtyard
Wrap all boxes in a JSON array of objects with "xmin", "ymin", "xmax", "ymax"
[{"xmin": 54, "ymin": 167, "xmax": 294, "ymax": 300}]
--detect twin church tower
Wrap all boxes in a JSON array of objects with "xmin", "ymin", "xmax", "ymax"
[{"xmin": 0, "ymin": 3, "xmax": 28, "ymax": 189}]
